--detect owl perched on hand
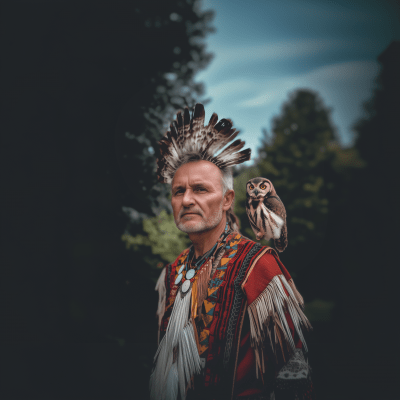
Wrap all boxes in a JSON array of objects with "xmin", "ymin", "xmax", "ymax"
[{"xmin": 246, "ymin": 177, "xmax": 288, "ymax": 252}]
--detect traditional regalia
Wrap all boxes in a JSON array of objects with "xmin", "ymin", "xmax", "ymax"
[{"xmin": 149, "ymin": 104, "xmax": 314, "ymax": 400}]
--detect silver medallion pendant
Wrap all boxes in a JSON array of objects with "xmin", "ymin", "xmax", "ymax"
[
  {"xmin": 181, "ymin": 280, "xmax": 191, "ymax": 297},
  {"xmin": 186, "ymin": 269, "xmax": 195, "ymax": 280},
  {"xmin": 175, "ymin": 273, "xmax": 183, "ymax": 285}
]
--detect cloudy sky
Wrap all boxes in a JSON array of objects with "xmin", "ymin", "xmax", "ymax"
[{"xmin": 195, "ymin": 0, "xmax": 399, "ymax": 163}]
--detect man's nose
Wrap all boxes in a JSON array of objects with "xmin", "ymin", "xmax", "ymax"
[{"xmin": 182, "ymin": 189, "xmax": 195, "ymax": 207}]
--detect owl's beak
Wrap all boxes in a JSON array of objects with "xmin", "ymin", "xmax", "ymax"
[{"xmin": 253, "ymin": 189, "xmax": 259, "ymax": 196}]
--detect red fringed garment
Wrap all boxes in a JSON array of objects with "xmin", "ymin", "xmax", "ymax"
[{"xmin": 157, "ymin": 233, "xmax": 314, "ymax": 400}]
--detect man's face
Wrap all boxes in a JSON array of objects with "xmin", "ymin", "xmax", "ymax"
[{"xmin": 171, "ymin": 161, "xmax": 230, "ymax": 234}]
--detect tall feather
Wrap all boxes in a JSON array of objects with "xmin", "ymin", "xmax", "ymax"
[{"xmin": 156, "ymin": 103, "xmax": 251, "ymax": 183}]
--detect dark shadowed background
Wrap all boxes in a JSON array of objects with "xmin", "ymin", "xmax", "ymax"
[{"xmin": 1, "ymin": 1, "xmax": 399, "ymax": 399}]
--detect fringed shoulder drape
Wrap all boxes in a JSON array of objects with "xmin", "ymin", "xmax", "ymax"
[{"xmin": 242, "ymin": 251, "xmax": 312, "ymax": 376}]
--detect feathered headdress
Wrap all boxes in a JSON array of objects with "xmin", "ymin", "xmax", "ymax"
[{"xmin": 156, "ymin": 103, "xmax": 251, "ymax": 183}]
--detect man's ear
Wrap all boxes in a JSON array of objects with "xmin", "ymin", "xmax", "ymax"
[{"xmin": 223, "ymin": 190, "xmax": 235, "ymax": 211}]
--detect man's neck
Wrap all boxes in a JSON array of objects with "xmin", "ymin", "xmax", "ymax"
[{"xmin": 188, "ymin": 216, "xmax": 227, "ymax": 259}]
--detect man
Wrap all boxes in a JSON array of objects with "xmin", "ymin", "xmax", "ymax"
[{"xmin": 150, "ymin": 104, "xmax": 314, "ymax": 400}]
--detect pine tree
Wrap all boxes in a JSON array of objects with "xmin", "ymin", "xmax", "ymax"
[{"xmin": 236, "ymin": 89, "xmax": 343, "ymax": 277}]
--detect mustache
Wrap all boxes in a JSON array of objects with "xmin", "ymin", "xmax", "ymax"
[{"xmin": 178, "ymin": 208, "xmax": 204, "ymax": 219}]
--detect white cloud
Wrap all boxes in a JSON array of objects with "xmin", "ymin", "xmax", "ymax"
[
  {"xmin": 196, "ymin": 38, "xmax": 378, "ymax": 83},
  {"xmin": 303, "ymin": 60, "xmax": 379, "ymax": 82},
  {"xmin": 237, "ymin": 60, "xmax": 379, "ymax": 108},
  {"xmin": 219, "ymin": 38, "xmax": 362, "ymax": 61},
  {"xmin": 194, "ymin": 0, "xmax": 390, "ymax": 158}
]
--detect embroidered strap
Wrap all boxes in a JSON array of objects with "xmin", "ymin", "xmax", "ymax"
[{"xmin": 223, "ymin": 242, "xmax": 263, "ymax": 367}]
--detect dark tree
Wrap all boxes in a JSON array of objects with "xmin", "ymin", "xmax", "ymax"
[
  {"xmin": 2, "ymin": 1, "xmax": 214, "ymax": 399},
  {"xmin": 332, "ymin": 41, "xmax": 400, "ymax": 400}
]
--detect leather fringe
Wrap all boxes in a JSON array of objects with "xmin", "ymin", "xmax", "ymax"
[
  {"xmin": 150, "ymin": 286, "xmax": 201, "ymax": 400},
  {"xmin": 247, "ymin": 274, "xmax": 312, "ymax": 378},
  {"xmin": 191, "ymin": 314, "xmax": 201, "ymax": 354},
  {"xmin": 151, "ymin": 248, "xmax": 226, "ymax": 399},
  {"xmin": 155, "ymin": 267, "xmax": 167, "ymax": 345},
  {"xmin": 191, "ymin": 280, "xmax": 198, "ymax": 319},
  {"xmin": 195, "ymin": 258, "xmax": 213, "ymax": 316},
  {"xmin": 287, "ymin": 278, "xmax": 304, "ymax": 308}
]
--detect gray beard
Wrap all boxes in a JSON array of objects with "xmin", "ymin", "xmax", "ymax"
[{"xmin": 176, "ymin": 203, "xmax": 223, "ymax": 234}]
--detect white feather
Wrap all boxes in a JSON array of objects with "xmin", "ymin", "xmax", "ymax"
[
  {"xmin": 150, "ymin": 287, "xmax": 202, "ymax": 400},
  {"xmin": 164, "ymin": 362, "xmax": 179, "ymax": 400},
  {"xmin": 260, "ymin": 203, "xmax": 284, "ymax": 240}
]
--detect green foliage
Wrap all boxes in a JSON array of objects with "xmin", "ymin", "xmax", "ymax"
[
  {"xmin": 304, "ymin": 299, "xmax": 335, "ymax": 322},
  {"xmin": 122, "ymin": 210, "xmax": 190, "ymax": 264}
]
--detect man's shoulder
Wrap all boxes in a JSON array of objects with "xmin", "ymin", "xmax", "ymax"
[
  {"xmin": 240, "ymin": 244, "xmax": 292, "ymax": 305},
  {"xmin": 228, "ymin": 233, "xmax": 279, "ymax": 263}
]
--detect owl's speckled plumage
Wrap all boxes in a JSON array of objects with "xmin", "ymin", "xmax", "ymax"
[{"xmin": 246, "ymin": 177, "xmax": 288, "ymax": 252}]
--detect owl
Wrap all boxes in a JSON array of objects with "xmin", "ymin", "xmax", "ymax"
[{"xmin": 246, "ymin": 177, "xmax": 288, "ymax": 252}]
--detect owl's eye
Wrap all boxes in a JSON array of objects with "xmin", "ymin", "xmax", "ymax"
[
  {"xmin": 249, "ymin": 185, "xmax": 254, "ymax": 190},
  {"xmin": 260, "ymin": 184, "xmax": 266, "ymax": 189}
]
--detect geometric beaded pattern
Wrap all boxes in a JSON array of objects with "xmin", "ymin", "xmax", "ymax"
[
  {"xmin": 198, "ymin": 234, "xmax": 243, "ymax": 355},
  {"xmin": 161, "ymin": 233, "xmax": 244, "ymax": 355}
]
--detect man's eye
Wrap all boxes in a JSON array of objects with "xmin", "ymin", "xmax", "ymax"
[{"xmin": 195, "ymin": 187, "xmax": 206, "ymax": 192}]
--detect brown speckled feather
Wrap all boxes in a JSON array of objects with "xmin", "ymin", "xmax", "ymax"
[{"xmin": 156, "ymin": 103, "xmax": 251, "ymax": 183}]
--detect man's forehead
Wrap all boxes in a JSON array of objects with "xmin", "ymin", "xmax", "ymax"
[
  {"xmin": 172, "ymin": 175, "xmax": 217, "ymax": 187},
  {"xmin": 172, "ymin": 161, "xmax": 222, "ymax": 187}
]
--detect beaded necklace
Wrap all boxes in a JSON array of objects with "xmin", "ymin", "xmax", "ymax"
[{"xmin": 174, "ymin": 222, "xmax": 231, "ymax": 295}]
